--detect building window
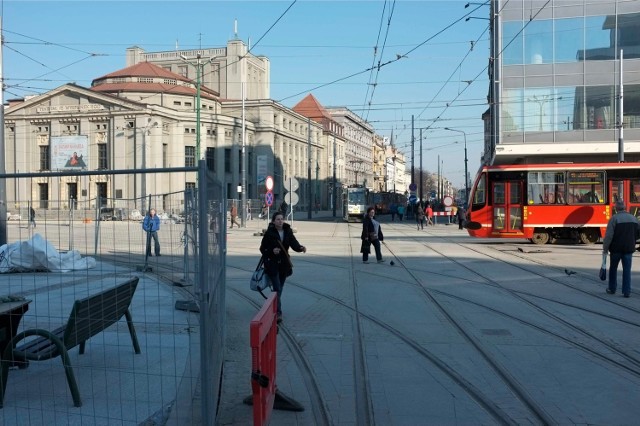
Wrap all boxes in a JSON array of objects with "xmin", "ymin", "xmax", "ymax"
[
  {"xmin": 98, "ymin": 144, "xmax": 108, "ymax": 169},
  {"xmin": 39, "ymin": 183, "xmax": 49, "ymax": 209},
  {"xmin": 185, "ymin": 146, "xmax": 196, "ymax": 167},
  {"xmin": 40, "ymin": 145, "xmax": 50, "ymax": 171},
  {"xmin": 225, "ymin": 148, "xmax": 231, "ymax": 173},
  {"xmin": 206, "ymin": 147, "xmax": 215, "ymax": 171},
  {"xmin": 186, "ymin": 182, "xmax": 196, "ymax": 191},
  {"xmin": 163, "ymin": 144, "xmax": 168, "ymax": 168},
  {"xmin": 238, "ymin": 149, "xmax": 242, "ymax": 174}
]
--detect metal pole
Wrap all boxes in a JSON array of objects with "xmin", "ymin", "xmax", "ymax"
[
  {"xmin": 419, "ymin": 128, "xmax": 423, "ymax": 203},
  {"xmin": 132, "ymin": 125, "xmax": 137, "ymax": 209},
  {"xmin": 241, "ymin": 81, "xmax": 246, "ymax": 227},
  {"xmin": 141, "ymin": 128, "xmax": 146, "ymax": 214},
  {"xmin": 196, "ymin": 55, "xmax": 202, "ymax": 161},
  {"xmin": 307, "ymin": 117, "xmax": 312, "ymax": 219},
  {"xmin": 0, "ymin": 20, "xmax": 7, "ymax": 246},
  {"xmin": 618, "ymin": 48, "xmax": 624, "ymax": 202},
  {"xmin": 619, "ymin": 49, "xmax": 624, "ymax": 164},
  {"xmin": 332, "ymin": 134, "xmax": 337, "ymax": 217},
  {"xmin": 411, "ymin": 115, "xmax": 415, "ymax": 187}
]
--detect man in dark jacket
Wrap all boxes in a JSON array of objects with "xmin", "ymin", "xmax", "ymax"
[
  {"xmin": 259, "ymin": 211, "xmax": 306, "ymax": 323},
  {"xmin": 603, "ymin": 199, "xmax": 640, "ymax": 297}
]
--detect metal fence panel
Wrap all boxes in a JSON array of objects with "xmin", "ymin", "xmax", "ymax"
[{"xmin": 0, "ymin": 168, "xmax": 218, "ymax": 425}]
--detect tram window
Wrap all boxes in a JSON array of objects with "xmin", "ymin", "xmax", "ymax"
[
  {"xmin": 473, "ymin": 173, "xmax": 486, "ymax": 205},
  {"xmin": 631, "ymin": 181, "xmax": 640, "ymax": 203},
  {"xmin": 527, "ymin": 172, "xmax": 565, "ymax": 205},
  {"xmin": 567, "ymin": 171, "xmax": 605, "ymax": 204}
]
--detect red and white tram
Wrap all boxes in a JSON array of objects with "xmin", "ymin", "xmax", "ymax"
[{"xmin": 465, "ymin": 162, "xmax": 640, "ymax": 244}]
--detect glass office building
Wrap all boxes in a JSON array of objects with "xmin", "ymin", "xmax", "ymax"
[{"xmin": 492, "ymin": 0, "xmax": 640, "ymax": 164}]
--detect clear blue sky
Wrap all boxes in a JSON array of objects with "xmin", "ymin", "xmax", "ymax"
[{"xmin": 2, "ymin": 0, "xmax": 491, "ymax": 188}]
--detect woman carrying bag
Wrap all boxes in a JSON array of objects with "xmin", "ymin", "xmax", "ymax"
[
  {"xmin": 361, "ymin": 207, "xmax": 385, "ymax": 264},
  {"xmin": 259, "ymin": 211, "xmax": 306, "ymax": 323}
]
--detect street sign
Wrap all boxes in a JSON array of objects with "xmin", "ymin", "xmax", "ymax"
[
  {"xmin": 443, "ymin": 196, "xmax": 453, "ymax": 207},
  {"xmin": 409, "ymin": 183, "xmax": 417, "ymax": 191},
  {"xmin": 408, "ymin": 195, "xmax": 418, "ymax": 204},
  {"xmin": 284, "ymin": 192, "xmax": 299, "ymax": 206},
  {"xmin": 265, "ymin": 191, "xmax": 274, "ymax": 207},
  {"xmin": 265, "ymin": 175, "xmax": 274, "ymax": 191},
  {"xmin": 284, "ymin": 177, "xmax": 299, "ymax": 192}
]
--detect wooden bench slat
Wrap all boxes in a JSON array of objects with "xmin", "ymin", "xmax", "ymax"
[{"xmin": 0, "ymin": 277, "xmax": 141, "ymax": 408}]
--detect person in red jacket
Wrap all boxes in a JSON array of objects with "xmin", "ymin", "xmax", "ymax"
[{"xmin": 425, "ymin": 204, "xmax": 434, "ymax": 226}]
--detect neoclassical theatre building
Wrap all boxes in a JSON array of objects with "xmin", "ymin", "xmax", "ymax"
[{"xmin": 5, "ymin": 40, "xmax": 347, "ymax": 214}]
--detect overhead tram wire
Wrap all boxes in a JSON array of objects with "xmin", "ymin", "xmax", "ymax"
[
  {"xmin": 362, "ymin": 0, "xmax": 397, "ymax": 123},
  {"xmin": 278, "ymin": 3, "xmax": 483, "ymax": 105},
  {"xmin": 404, "ymin": 0, "xmax": 550, "ymax": 140},
  {"xmin": 393, "ymin": 2, "xmax": 497, "ymax": 141}
]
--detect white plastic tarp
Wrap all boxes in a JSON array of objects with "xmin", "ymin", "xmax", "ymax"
[{"xmin": 0, "ymin": 234, "xmax": 96, "ymax": 273}]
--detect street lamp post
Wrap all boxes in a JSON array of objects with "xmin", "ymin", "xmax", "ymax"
[
  {"xmin": 444, "ymin": 127, "xmax": 468, "ymax": 204},
  {"xmin": 180, "ymin": 54, "xmax": 219, "ymax": 172}
]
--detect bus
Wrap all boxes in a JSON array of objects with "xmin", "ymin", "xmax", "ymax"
[
  {"xmin": 343, "ymin": 186, "xmax": 370, "ymax": 222},
  {"xmin": 465, "ymin": 162, "xmax": 640, "ymax": 244}
]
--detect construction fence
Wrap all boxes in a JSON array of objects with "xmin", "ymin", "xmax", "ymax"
[{"xmin": 0, "ymin": 162, "xmax": 226, "ymax": 425}]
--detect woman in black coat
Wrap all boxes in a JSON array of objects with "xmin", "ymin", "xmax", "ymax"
[
  {"xmin": 259, "ymin": 211, "xmax": 306, "ymax": 322},
  {"xmin": 361, "ymin": 207, "xmax": 384, "ymax": 263}
]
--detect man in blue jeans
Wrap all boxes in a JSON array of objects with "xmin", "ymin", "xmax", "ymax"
[
  {"xmin": 143, "ymin": 208, "xmax": 161, "ymax": 257},
  {"xmin": 603, "ymin": 199, "xmax": 639, "ymax": 297}
]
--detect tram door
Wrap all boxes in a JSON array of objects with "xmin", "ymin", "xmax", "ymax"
[
  {"xmin": 610, "ymin": 180, "xmax": 640, "ymax": 220},
  {"xmin": 492, "ymin": 181, "xmax": 523, "ymax": 233}
]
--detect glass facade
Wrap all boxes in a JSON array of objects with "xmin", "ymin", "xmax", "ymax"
[{"xmin": 500, "ymin": 3, "xmax": 640, "ymax": 140}]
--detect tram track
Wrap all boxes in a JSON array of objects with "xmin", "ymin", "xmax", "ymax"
[{"xmin": 387, "ymin": 226, "xmax": 640, "ymax": 377}]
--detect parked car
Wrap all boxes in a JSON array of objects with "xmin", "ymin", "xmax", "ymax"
[{"xmin": 99, "ymin": 207, "xmax": 125, "ymax": 221}]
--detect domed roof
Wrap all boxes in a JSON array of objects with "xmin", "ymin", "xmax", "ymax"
[{"xmin": 91, "ymin": 61, "xmax": 218, "ymax": 100}]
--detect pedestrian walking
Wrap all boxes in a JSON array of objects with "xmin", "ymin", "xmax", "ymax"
[
  {"xmin": 457, "ymin": 205, "xmax": 466, "ymax": 230},
  {"xmin": 229, "ymin": 203, "xmax": 241, "ymax": 228},
  {"xmin": 246, "ymin": 201, "xmax": 252, "ymax": 221},
  {"xmin": 29, "ymin": 206, "xmax": 36, "ymax": 229},
  {"xmin": 259, "ymin": 202, "xmax": 268, "ymax": 219},
  {"xmin": 259, "ymin": 211, "xmax": 306, "ymax": 323},
  {"xmin": 361, "ymin": 207, "xmax": 385, "ymax": 264},
  {"xmin": 397, "ymin": 204, "xmax": 405, "ymax": 221},
  {"xmin": 416, "ymin": 205, "xmax": 425, "ymax": 230},
  {"xmin": 143, "ymin": 208, "xmax": 161, "ymax": 257},
  {"xmin": 390, "ymin": 203, "xmax": 397, "ymax": 221},
  {"xmin": 603, "ymin": 199, "xmax": 639, "ymax": 297},
  {"xmin": 425, "ymin": 204, "xmax": 434, "ymax": 226}
]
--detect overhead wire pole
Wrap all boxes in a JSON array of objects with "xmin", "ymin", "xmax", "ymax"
[
  {"xmin": 419, "ymin": 128, "xmax": 423, "ymax": 203},
  {"xmin": 444, "ymin": 127, "xmax": 469, "ymax": 204},
  {"xmin": 618, "ymin": 48, "xmax": 624, "ymax": 202},
  {"xmin": 411, "ymin": 115, "xmax": 415, "ymax": 188},
  {"xmin": 0, "ymin": 19, "xmax": 6, "ymax": 245},
  {"xmin": 242, "ymin": 80, "xmax": 247, "ymax": 227},
  {"xmin": 307, "ymin": 117, "xmax": 312, "ymax": 219},
  {"xmin": 332, "ymin": 134, "xmax": 337, "ymax": 217}
]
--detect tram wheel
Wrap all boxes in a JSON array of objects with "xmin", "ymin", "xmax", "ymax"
[
  {"xmin": 531, "ymin": 231, "xmax": 550, "ymax": 245},
  {"xmin": 579, "ymin": 229, "xmax": 599, "ymax": 245}
]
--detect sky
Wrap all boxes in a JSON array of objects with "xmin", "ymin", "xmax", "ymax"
[{"xmin": 2, "ymin": 0, "xmax": 492, "ymax": 188}]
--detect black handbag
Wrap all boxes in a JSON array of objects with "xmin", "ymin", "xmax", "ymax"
[{"xmin": 250, "ymin": 257, "xmax": 271, "ymax": 298}]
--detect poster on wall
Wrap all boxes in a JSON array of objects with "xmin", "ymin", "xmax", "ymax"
[
  {"xmin": 51, "ymin": 135, "xmax": 89, "ymax": 170},
  {"xmin": 257, "ymin": 155, "xmax": 268, "ymax": 187}
]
